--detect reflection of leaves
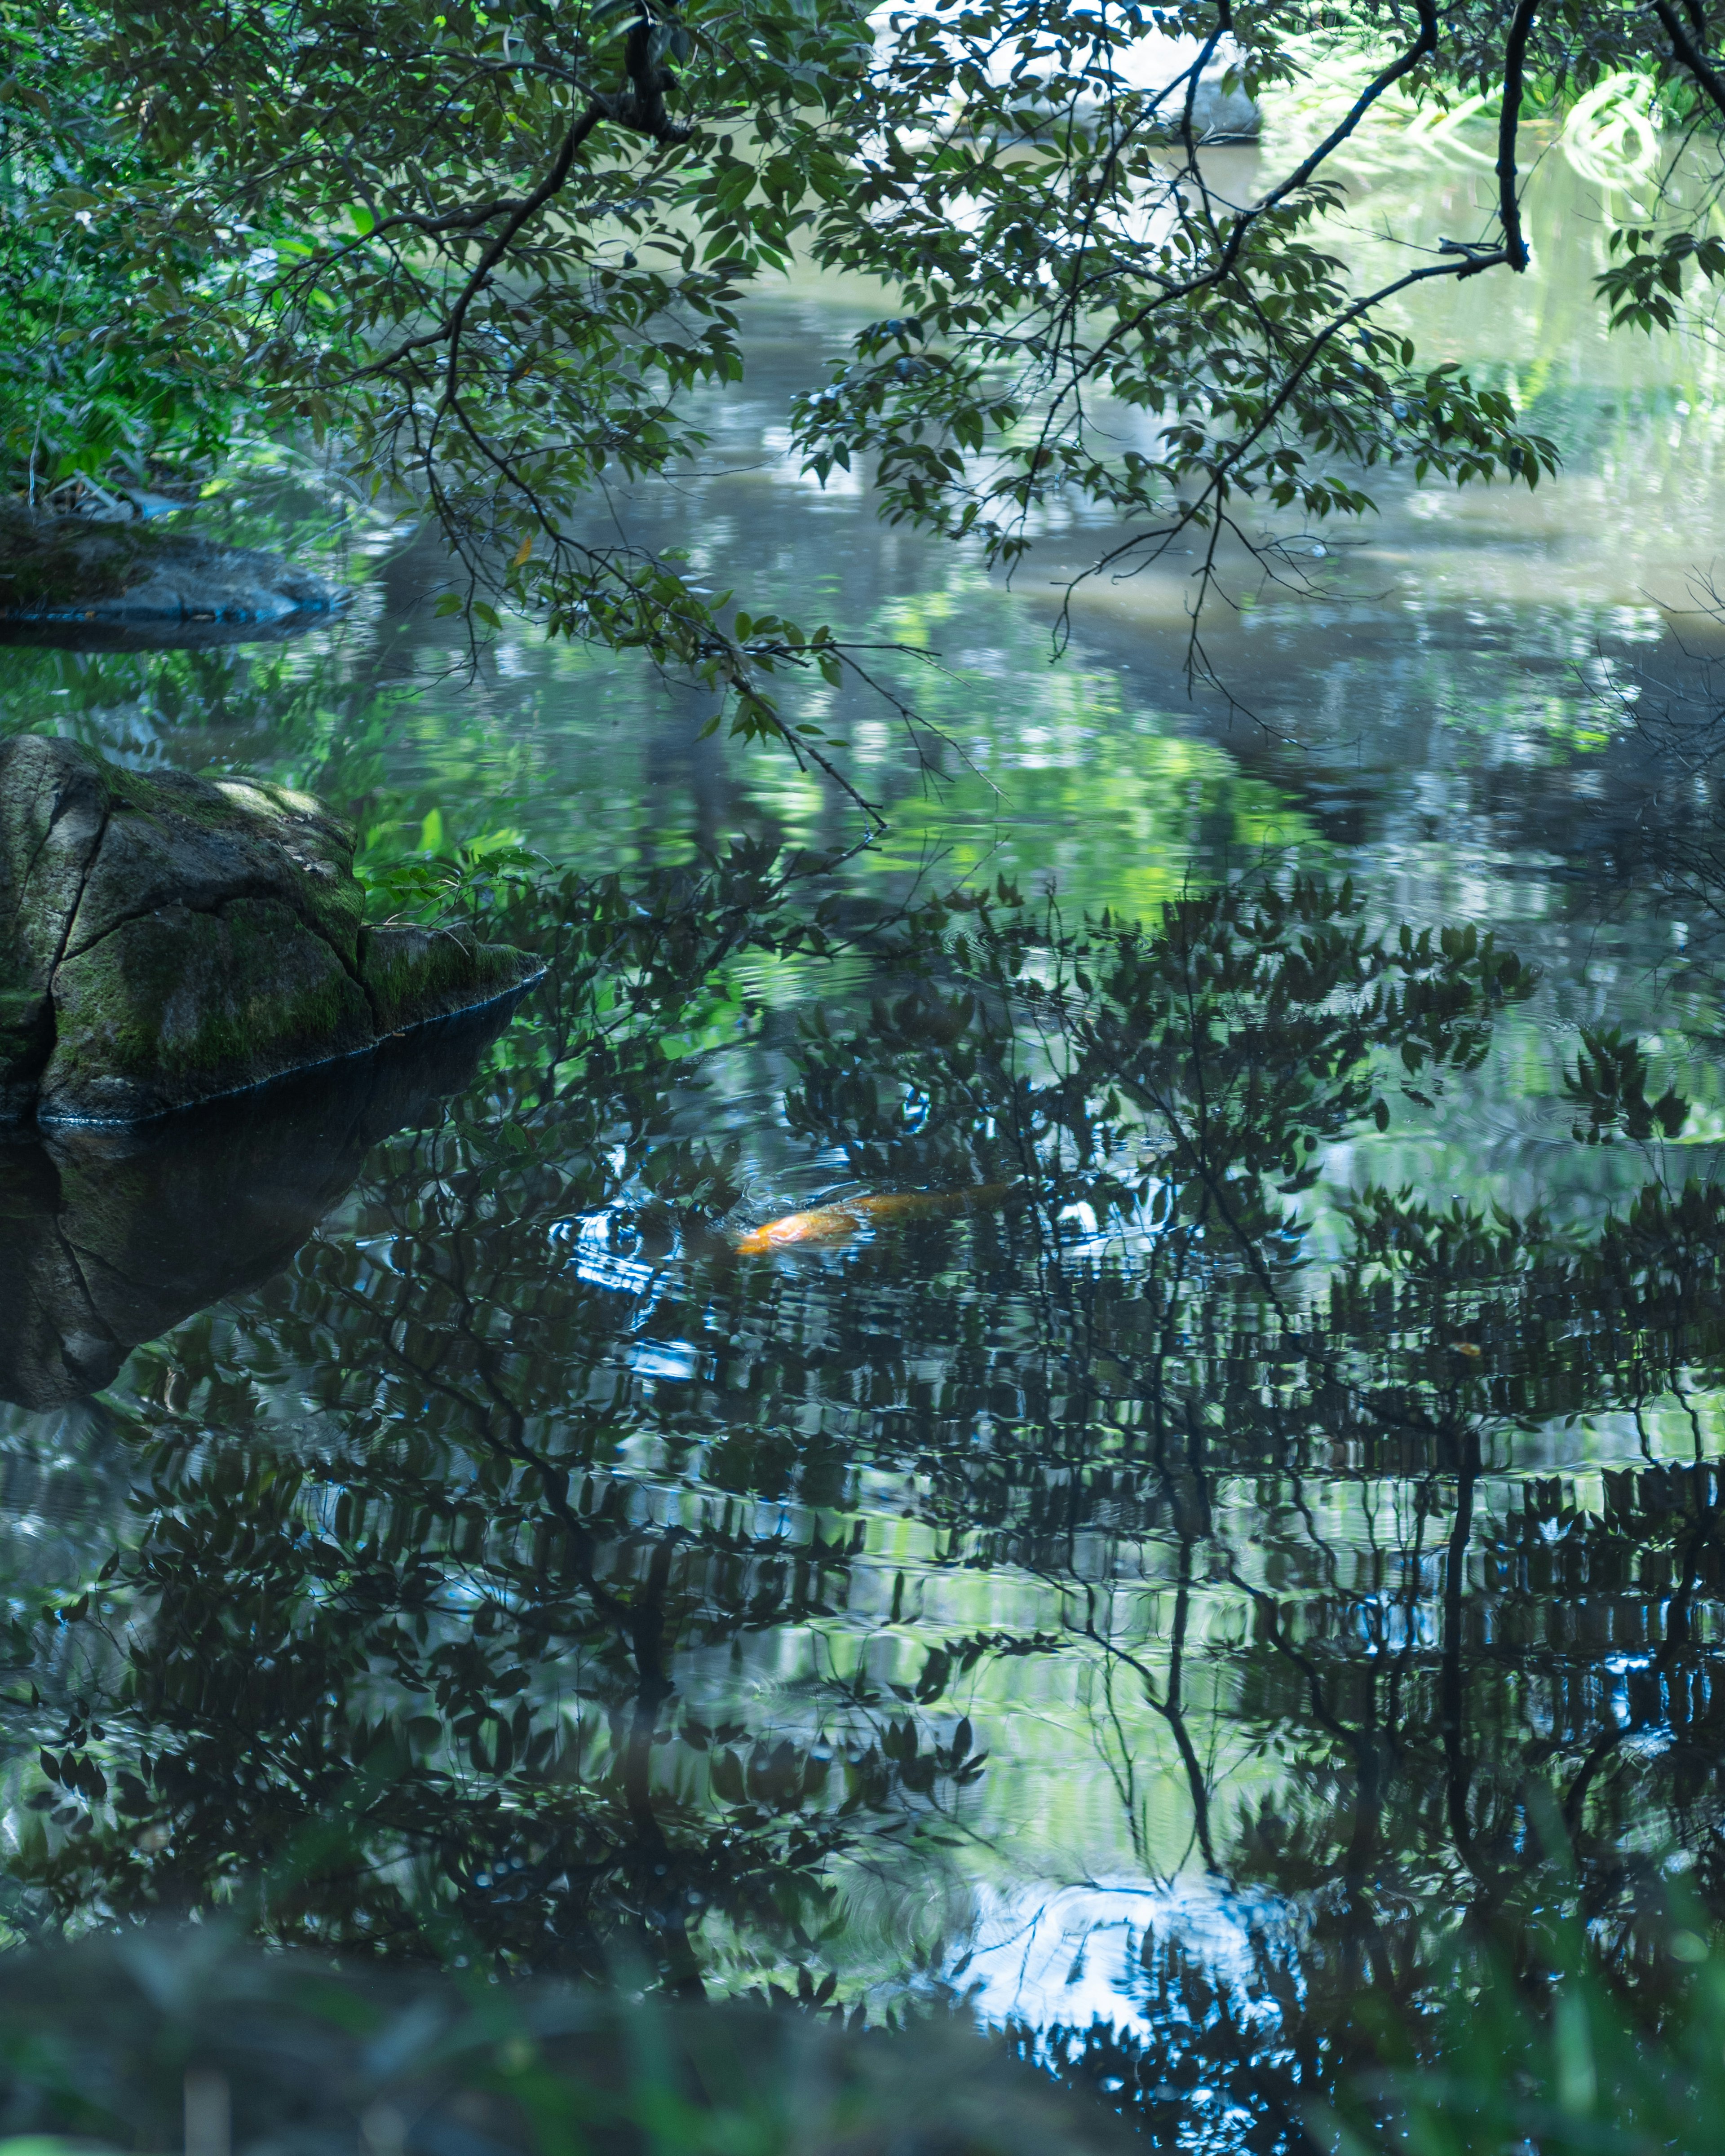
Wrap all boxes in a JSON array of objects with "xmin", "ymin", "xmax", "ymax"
[
  {"xmin": 0, "ymin": 845, "xmax": 971, "ymax": 1977},
  {"xmin": 786, "ymin": 873, "xmax": 1535, "ymax": 1267},
  {"xmin": 1565, "ymin": 1025, "xmax": 1689, "ymax": 1144},
  {"xmin": 11, "ymin": 843, "xmax": 1725, "ymax": 2091},
  {"xmin": 1338, "ymin": 1175, "xmax": 1725, "ymax": 1417}
]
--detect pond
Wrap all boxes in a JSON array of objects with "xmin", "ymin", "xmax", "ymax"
[{"xmin": 4, "ymin": 117, "xmax": 1725, "ymax": 2154}]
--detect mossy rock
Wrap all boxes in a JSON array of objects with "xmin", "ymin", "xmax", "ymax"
[
  {"xmin": 0, "ymin": 733, "xmax": 542, "ymax": 1125},
  {"xmin": 0, "ymin": 500, "xmax": 343, "ymax": 636}
]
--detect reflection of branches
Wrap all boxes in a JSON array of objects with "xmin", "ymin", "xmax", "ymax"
[
  {"xmin": 17, "ymin": 862, "xmax": 1725, "ymax": 2064},
  {"xmin": 1068, "ymin": 1575, "xmax": 1220, "ymax": 1876},
  {"xmin": 1439, "ymin": 1424, "xmax": 1488, "ymax": 1896}
]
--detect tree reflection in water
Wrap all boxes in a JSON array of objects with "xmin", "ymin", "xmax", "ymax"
[{"xmin": 4, "ymin": 849, "xmax": 1723, "ymax": 2154}]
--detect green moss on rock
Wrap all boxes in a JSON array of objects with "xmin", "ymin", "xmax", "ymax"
[
  {"xmin": 361, "ymin": 923, "xmax": 543, "ymax": 1038},
  {"xmin": 0, "ymin": 735, "xmax": 542, "ymax": 1125},
  {"xmin": 76, "ymin": 763, "xmax": 364, "ymax": 969},
  {"xmin": 42, "ymin": 899, "xmax": 374, "ymax": 1122}
]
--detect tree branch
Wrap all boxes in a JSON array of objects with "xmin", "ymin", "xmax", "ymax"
[
  {"xmin": 1498, "ymin": 0, "xmax": 1539, "ymax": 271},
  {"xmin": 1072, "ymin": 0, "xmax": 1441, "ymax": 399},
  {"xmin": 1261, "ymin": 0, "xmax": 1438, "ymax": 216},
  {"xmin": 1654, "ymin": 0, "xmax": 1725, "ymax": 119},
  {"xmin": 352, "ymin": 9, "xmax": 695, "ymax": 397}
]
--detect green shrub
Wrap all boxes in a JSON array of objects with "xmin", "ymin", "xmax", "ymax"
[{"xmin": 0, "ymin": 5, "xmax": 240, "ymax": 495}]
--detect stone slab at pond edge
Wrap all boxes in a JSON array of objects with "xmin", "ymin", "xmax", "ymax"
[
  {"xmin": 0, "ymin": 499, "xmax": 344, "ymax": 634},
  {"xmin": 0, "ymin": 734, "xmax": 543, "ymax": 1124}
]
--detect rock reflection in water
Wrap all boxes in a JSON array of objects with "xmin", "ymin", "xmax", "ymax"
[
  {"xmin": 0, "ymin": 613, "xmax": 342, "ymax": 654},
  {"xmin": 0, "ymin": 1000, "xmax": 519, "ymax": 1410}
]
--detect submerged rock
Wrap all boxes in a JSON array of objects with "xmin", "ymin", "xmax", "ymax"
[
  {"xmin": 0, "ymin": 734, "xmax": 540, "ymax": 1125},
  {"xmin": 0, "ymin": 499, "xmax": 343, "ymax": 643},
  {"xmin": 0, "ymin": 1000, "xmax": 525, "ymax": 1409}
]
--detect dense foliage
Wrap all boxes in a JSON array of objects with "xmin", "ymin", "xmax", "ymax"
[
  {"xmin": 7, "ymin": 0, "xmax": 1725, "ymax": 734},
  {"xmin": 12, "ymin": 8, "xmax": 1725, "ymax": 2144},
  {"xmin": 0, "ymin": 9, "xmax": 239, "ymax": 496}
]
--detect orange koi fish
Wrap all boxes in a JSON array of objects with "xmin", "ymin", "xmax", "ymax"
[{"xmin": 735, "ymin": 1182, "xmax": 1023, "ymax": 1256}]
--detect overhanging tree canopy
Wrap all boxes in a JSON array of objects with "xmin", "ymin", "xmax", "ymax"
[{"xmin": 6, "ymin": 0, "xmax": 1725, "ymax": 761}]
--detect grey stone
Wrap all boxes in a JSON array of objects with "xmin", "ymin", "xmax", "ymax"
[
  {"xmin": 0, "ymin": 734, "xmax": 541, "ymax": 1126},
  {"xmin": 0, "ymin": 500, "xmax": 344, "ymax": 642}
]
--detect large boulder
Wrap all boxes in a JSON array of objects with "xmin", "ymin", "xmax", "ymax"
[
  {"xmin": 0, "ymin": 733, "xmax": 540, "ymax": 1125},
  {"xmin": 0, "ymin": 500, "xmax": 343, "ymax": 648}
]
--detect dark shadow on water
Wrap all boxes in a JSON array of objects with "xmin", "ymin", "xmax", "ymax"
[
  {"xmin": 0, "ymin": 999, "xmax": 516, "ymax": 1411},
  {"xmin": 0, "ymin": 608, "xmax": 344, "ymax": 654}
]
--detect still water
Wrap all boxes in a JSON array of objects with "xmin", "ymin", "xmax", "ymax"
[{"xmin": 5, "ymin": 115, "xmax": 1725, "ymax": 2154}]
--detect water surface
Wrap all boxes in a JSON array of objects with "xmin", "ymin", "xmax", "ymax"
[{"xmin": 4, "ymin": 124, "xmax": 1725, "ymax": 2156}]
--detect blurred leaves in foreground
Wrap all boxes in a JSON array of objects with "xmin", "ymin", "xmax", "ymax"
[
  {"xmin": 0, "ymin": 1925, "xmax": 1129, "ymax": 2156},
  {"xmin": 1326, "ymin": 1860, "xmax": 1725, "ymax": 2156}
]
